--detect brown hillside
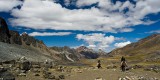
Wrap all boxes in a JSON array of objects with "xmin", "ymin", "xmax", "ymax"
[{"xmin": 108, "ymin": 34, "xmax": 160, "ymax": 64}]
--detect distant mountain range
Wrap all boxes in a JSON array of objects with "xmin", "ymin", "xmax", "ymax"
[
  {"xmin": 0, "ymin": 17, "xmax": 103, "ymax": 62},
  {"xmin": 49, "ymin": 46, "xmax": 105, "ymax": 61}
]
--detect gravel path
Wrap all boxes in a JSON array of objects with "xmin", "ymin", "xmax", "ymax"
[{"xmin": 65, "ymin": 68, "xmax": 160, "ymax": 80}]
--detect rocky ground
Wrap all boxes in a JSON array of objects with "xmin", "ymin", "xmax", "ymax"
[{"xmin": 0, "ymin": 58, "xmax": 160, "ymax": 80}]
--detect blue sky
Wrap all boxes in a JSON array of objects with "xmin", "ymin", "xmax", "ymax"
[{"xmin": 0, "ymin": 0, "xmax": 160, "ymax": 52}]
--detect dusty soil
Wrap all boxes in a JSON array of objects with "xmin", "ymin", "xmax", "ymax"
[
  {"xmin": 15, "ymin": 66, "xmax": 160, "ymax": 80},
  {"xmin": 66, "ymin": 68, "xmax": 160, "ymax": 80}
]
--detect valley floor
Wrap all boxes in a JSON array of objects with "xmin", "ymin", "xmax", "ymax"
[
  {"xmin": 15, "ymin": 66, "xmax": 160, "ymax": 80},
  {"xmin": 1, "ymin": 58, "xmax": 160, "ymax": 80}
]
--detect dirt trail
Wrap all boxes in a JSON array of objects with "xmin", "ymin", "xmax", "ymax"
[{"xmin": 65, "ymin": 68, "xmax": 160, "ymax": 80}]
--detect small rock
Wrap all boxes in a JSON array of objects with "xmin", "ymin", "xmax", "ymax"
[
  {"xmin": 34, "ymin": 73, "xmax": 40, "ymax": 76},
  {"xmin": 125, "ymin": 76, "xmax": 131, "ymax": 80},
  {"xmin": 144, "ymin": 68, "xmax": 152, "ymax": 71},
  {"xmin": 59, "ymin": 75, "xmax": 65, "ymax": 79},
  {"xmin": 31, "ymin": 68, "xmax": 40, "ymax": 73},
  {"xmin": 20, "ymin": 70, "xmax": 26, "ymax": 73},
  {"xmin": 18, "ymin": 73, "xmax": 26, "ymax": 76},
  {"xmin": 95, "ymin": 77, "xmax": 105, "ymax": 80},
  {"xmin": 32, "ymin": 65, "xmax": 41, "ymax": 68},
  {"xmin": 118, "ymin": 78, "xmax": 122, "ymax": 80}
]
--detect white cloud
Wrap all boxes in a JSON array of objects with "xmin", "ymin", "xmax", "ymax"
[
  {"xmin": 8, "ymin": 0, "xmax": 160, "ymax": 33},
  {"xmin": 0, "ymin": 0, "xmax": 22, "ymax": 12},
  {"xmin": 119, "ymin": 28, "xmax": 134, "ymax": 33},
  {"xmin": 28, "ymin": 32, "xmax": 72, "ymax": 36},
  {"xmin": 114, "ymin": 41, "xmax": 131, "ymax": 48},
  {"xmin": 146, "ymin": 30, "xmax": 160, "ymax": 33},
  {"xmin": 76, "ymin": 0, "xmax": 99, "ymax": 7},
  {"xmin": 76, "ymin": 33, "xmax": 116, "ymax": 51},
  {"xmin": 132, "ymin": 0, "xmax": 160, "ymax": 19},
  {"xmin": 115, "ymin": 37, "xmax": 126, "ymax": 41}
]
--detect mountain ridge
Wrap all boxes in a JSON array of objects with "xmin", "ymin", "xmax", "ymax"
[
  {"xmin": 0, "ymin": 17, "xmax": 56, "ymax": 61},
  {"xmin": 108, "ymin": 34, "xmax": 160, "ymax": 63},
  {"xmin": 0, "ymin": 17, "xmax": 102, "ymax": 62}
]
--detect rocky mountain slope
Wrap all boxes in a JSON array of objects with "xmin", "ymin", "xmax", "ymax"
[
  {"xmin": 0, "ymin": 17, "xmax": 54, "ymax": 61},
  {"xmin": 0, "ymin": 17, "xmax": 102, "ymax": 62},
  {"xmin": 0, "ymin": 42, "xmax": 53, "ymax": 62},
  {"xmin": 108, "ymin": 34, "xmax": 160, "ymax": 63}
]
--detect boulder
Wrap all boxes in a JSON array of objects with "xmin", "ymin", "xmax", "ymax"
[{"xmin": 16, "ymin": 57, "xmax": 31, "ymax": 71}]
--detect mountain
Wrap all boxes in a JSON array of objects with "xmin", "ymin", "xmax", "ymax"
[
  {"xmin": 0, "ymin": 17, "xmax": 104, "ymax": 62},
  {"xmin": 49, "ymin": 46, "xmax": 103, "ymax": 61},
  {"xmin": 0, "ymin": 17, "xmax": 55, "ymax": 61},
  {"xmin": 50, "ymin": 46, "xmax": 81, "ymax": 62},
  {"xmin": 108, "ymin": 34, "xmax": 160, "ymax": 63},
  {"xmin": 76, "ymin": 46, "xmax": 101, "ymax": 59},
  {"xmin": 1, "ymin": 17, "xmax": 83, "ymax": 62},
  {"xmin": 0, "ymin": 17, "xmax": 49, "ymax": 51}
]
